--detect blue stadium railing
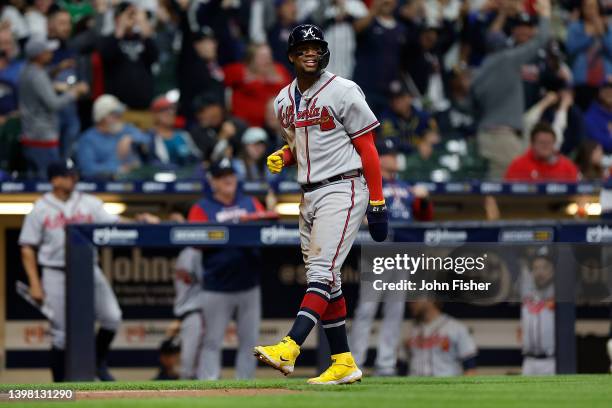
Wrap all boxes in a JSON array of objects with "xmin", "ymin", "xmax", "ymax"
[
  {"xmin": 62, "ymin": 220, "xmax": 612, "ymax": 380},
  {"xmin": 0, "ymin": 180, "xmax": 603, "ymax": 195}
]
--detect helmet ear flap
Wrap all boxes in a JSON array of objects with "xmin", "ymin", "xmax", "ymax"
[{"xmin": 319, "ymin": 47, "xmax": 330, "ymax": 70}]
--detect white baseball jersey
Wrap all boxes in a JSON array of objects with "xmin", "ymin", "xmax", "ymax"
[
  {"xmin": 274, "ymin": 70, "xmax": 379, "ymax": 184},
  {"xmin": 18, "ymin": 192, "xmax": 119, "ymax": 268},
  {"xmin": 520, "ymin": 273, "xmax": 555, "ymax": 356},
  {"xmin": 407, "ymin": 314, "xmax": 477, "ymax": 376},
  {"xmin": 174, "ymin": 247, "xmax": 204, "ymax": 317}
]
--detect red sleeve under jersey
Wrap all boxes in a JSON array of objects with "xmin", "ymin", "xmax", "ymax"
[{"xmin": 350, "ymin": 131, "xmax": 384, "ymax": 203}]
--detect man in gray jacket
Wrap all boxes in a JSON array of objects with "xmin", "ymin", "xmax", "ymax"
[
  {"xmin": 18, "ymin": 37, "xmax": 88, "ymax": 178},
  {"xmin": 470, "ymin": 0, "xmax": 551, "ymax": 180}
]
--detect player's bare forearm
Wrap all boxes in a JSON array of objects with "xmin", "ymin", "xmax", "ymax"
[{"xmin": 21, "ymin": 246, "xmax": 41, "ymax": 287}]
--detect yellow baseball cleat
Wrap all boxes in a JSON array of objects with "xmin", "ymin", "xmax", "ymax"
[
  {"xmin": 253, "ymin": 336, "xmax": 300, "ymax": 376},
  {"xmin": 307, "ymin": 352, "xmax": 362, "ymax": 385}
]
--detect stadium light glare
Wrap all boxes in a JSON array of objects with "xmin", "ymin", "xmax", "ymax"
[
  {"xmin": 275, "ymin": 202, "xmax": 300, "ymax": 216},
  {"xmin": 103, "ymin": 203, "xmax": 127, "ymax": 215},
  {"xmin": 154, "ymin": 172, "xmax": 177, "ymax": 182},
  {"xmin": 165, "ymin": 89, "xmax": 180, "ymax": 103},
  {"xmin": 566, "ymin": 202, "xmax": 601, "ymax": 216},
  {"xmin": 0, "ymin": 202, "xmax": 33, "ymax": 214}
]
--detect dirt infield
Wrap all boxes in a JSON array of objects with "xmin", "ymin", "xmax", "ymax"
[{"xmin": 77, "ymin": 389, "xmax": 299, "ymax": 400}]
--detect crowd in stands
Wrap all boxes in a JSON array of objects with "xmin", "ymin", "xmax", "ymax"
[{"xmin": 0, "ymin": 0, "xmax": 611, "ymax": 185}]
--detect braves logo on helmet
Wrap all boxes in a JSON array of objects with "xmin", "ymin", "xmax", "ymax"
[{"xmin": 302, "ymin": 26, "xmax": 317, "ymax": 39}]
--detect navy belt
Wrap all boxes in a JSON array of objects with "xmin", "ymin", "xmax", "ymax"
[
  {"xmin": 524, "ymin": 353, "xmax": 554, "ymax": 359},
  {"xmin": 40, "ymin": 265, "xmax": 65, "ymax": 270},
  {"xmin": 301, "ymin": 170, "xmax": 362, "ymax": 193}
]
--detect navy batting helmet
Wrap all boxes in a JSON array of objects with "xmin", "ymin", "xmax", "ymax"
[{"xmin": 287, "ymin": 24, "xmax": 330, "ymax": 71}]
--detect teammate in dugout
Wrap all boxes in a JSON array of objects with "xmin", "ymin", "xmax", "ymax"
[
  {"xmin": 173, "ymin": 246, "xmax": 204, "ymax": 379},
  {"xmin": 350, "ymin": 138, "xmax": 433, "ymax": 376},
  {"xmin": 405, "ymin": 299, "xmax": 478, "ymax": 377},
  {"xmin": 18, "ymin": 161, "xmax": 159, "ymax": 382},
  {"xmin": 187, "ymin": 159, "xmax": 267, "ymax": 380},
  {"xmin": 519, "ymin": 247, "xmax": 556, "ymax": 375},
  {"xmin": 253, "ymin": 24, "xmax": 388, "ymax": 385}
]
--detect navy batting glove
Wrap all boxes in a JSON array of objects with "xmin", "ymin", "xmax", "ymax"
[{"xmin": 367, "ymin": 201, "xmax": 388, "ymax": 242}]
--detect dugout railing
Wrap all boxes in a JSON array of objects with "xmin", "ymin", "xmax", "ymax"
[{"xmin": 64, "ymin": 221, "xmax": 612, "ymax": 380}]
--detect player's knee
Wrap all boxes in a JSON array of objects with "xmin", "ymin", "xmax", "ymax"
[{"xmin": 305, "ymin": 270, "xmax": 333, "ymax": 286}]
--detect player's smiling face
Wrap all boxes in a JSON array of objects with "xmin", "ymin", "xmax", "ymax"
[{"xmin": 290, "ymin": 42, "xmax": 324, "ymax": 75}]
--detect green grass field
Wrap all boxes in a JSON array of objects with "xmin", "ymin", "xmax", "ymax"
[{"xmin": 1, "ymin": 375, "xmax": 611, "ymax": 408}]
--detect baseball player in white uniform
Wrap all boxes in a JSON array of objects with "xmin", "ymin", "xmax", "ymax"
[
  {"xmin": 253, "ymin": 24, "xmax": 388, "ymax": 385},
  {"xmin": 19, "ymin": 162, "xmax": 157, "ymax": 382},
  {"xmin": 173, "ymin": 247, "xmax": 205, "ymax": 379},
  {"xmin": 520, "ymin": 248, "xmax": 555, "ymax": 375},
  {"xmin": 405, "ymin": 300, "xmax": 478, "ymax": 376}
]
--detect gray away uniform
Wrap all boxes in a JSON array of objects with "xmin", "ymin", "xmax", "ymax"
[
  {"xmin": 174, "ymin": 247, "xmax": 205, "ymax": 379},
  {"xmin": 520, "ymin": 272, "xmax": 555, "ymax": 375},
  {"xmin": 407, "ymin": 314, "xmax": 477, "ymax": 377},
  {"xmin": 274, "ymin": 70, "xmax": 378, "ymax": 290},
  {"xmin": 18, "ymin": 192, "xmax": 122, "ymax": 349}
]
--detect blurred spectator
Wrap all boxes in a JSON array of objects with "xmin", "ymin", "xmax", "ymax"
[
  {"xmin": 459, "ymin": 0, "xmax": 524, "ymax": 66},
  {"xmin": 98, "ymin": 1, "xmax": 158, "ymax": 127},
  {"xmin": 402, "ymin": 22, "xmax": 456, "ymax": 112},
  {"xmin": 471, "ymin": 0, "xmax": 551, "ymax": 179},
  {"xmin": 223, "ymin": 43, "xmax": 291, "ymax": 127},
  {"xmin": 61, "ymin": 0, "xmax": 95, "ymax": 24},
  {"xmin": 25, "ymin": 0, "xmax": 53, "ymax": 38},
  {"xmin": 487, "ymin": 9, "xmax": 536, "ymax": 52},
  {"xmin": 152, "ymin": 337, "xmax": 181, "ymax": 380},
  {"xmin": 520, "ymin": 247, "xmax": 555, "ymax": 375},
  {"xmin": 353, "ymin": 0, "xmax": 406, "ymax": 114},
  {"xmin": 267, "ymin": 0, "xmax": 299, "ymax": 72},
  {"xmin": 567, "ymin": 0, "xmax": 612, "ymax": 110},
  {"xmin": 233, "ymin": 127, "xmax": 273, "ymax": 183},
  {"xmin": 522, "ymin": 40, "xmax": 573, "ymax": 109},
  {"xmin": 151, "ymin": 0, "xmax": 180, "ymax": 96},
  {"xmin": 177, "ymin": 22, "xmax": 224, "ymax": 122},
  {"xmin": 149, "ymin": 95, "xmax": 201, "ymax": 167},
  {"xmin": 575, "ymin": 139, "xmax": 606, "ymax": 180},
  {"xmin": 190, "ymin": 0, "xmax": 245, "ymax": 65},
  {"xmin": 379, "ymin": 81, "xmax": 439, "ymax": 153},
  {"xmin": 435, "ymin": 65, "xmax": 476, "ymax": 140},
  {"xmin": 19, "ymin": 37, "xmax": 88, "ymax": 178},
  {"xmin": 0, "ymin": 28, "xmax": 24, "ymax": 120},
  {"xmin": 504, "ymin": 122, "xmax": 578, "ymax": 182},
  {"xmin": 379, "ymin": 139, "xmax": 434, "ymax": 221},
  {"xmin": 584, "ymin": 79, "xmax": 612, "ymax": 152},
  {"xmin": 263, "ymin": 97, "xmax": 285, "ymax": 149},
  {"xmin": 187, "ymin": 159, "xmax": 264, "ymax": 380},
  {"xmin": 48, "ymin": 7, "xmax": 81, "ymax": 160},
  {"xmin": 312, "ymin": 0, "xmax": 368, "ymax": 79},
  {"xmin": 77, "ymin": 94, "xmax": 151, "ymax": 179},
  {"xmin": 420, "ymin": 0, "xmax": 464, "ymax": 29},
  {"xmin": 405, "ymin": 300, "xmax": 478, "ymax": 376},
  {"xmin": 0, "ymin": 2, "xmax": 28, "ymax": 41},
  {"xmin": 523, "ymin": 90, "xmax": 586, "ymax": 156},
  {"xmin": 401, "ymin": 130, "xmax": 444, "ymax": 181},
  {"xmin": 189, "ymin": 93, "xmax": 247, "ymax": 165}
]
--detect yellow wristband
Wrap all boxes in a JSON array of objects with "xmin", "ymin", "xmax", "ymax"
[{"xmin": 369, "ymin": 199, "xmax": 386, "ymax": 206}]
